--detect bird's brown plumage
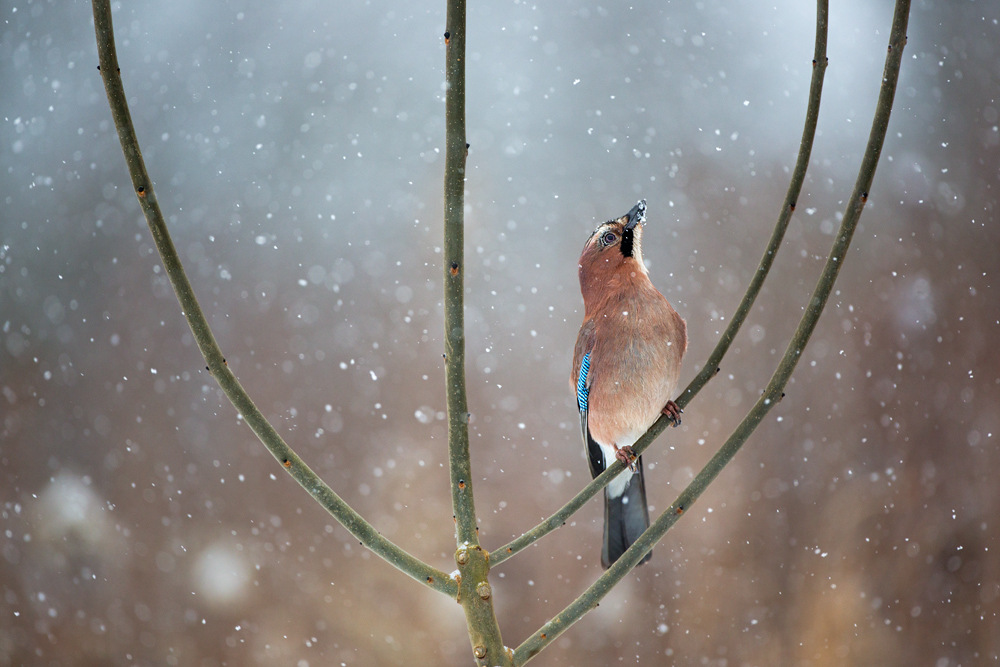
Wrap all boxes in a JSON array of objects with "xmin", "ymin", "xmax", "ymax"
[
  {"xmin": 572, "ymin": 213, "xmax": 687, "ymax": 448},
  {"xmin": 571, "ymin": 203, "xmax": 687, "ymax": 568}
]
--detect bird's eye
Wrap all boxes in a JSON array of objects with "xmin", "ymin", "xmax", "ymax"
[{"xmin": 601, "ymin": 232, "xmax": 617, "ymax": 246}]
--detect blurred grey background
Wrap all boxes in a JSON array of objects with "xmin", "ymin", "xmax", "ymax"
[{"xmin": 2, "ymin": 0, "xmax": 999, "ymax": 665}]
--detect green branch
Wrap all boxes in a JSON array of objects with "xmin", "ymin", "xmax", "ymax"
[
  {"xmin": 512, "ymin": 2, "xmax": 909, "ymax": 662},
  {"xmin": 441, "ymin": 3, "xmax": 512, "ymax": 665},
  {"xmin": 673, "ymin": 2, "xmax": 829, "ymax": 409},
  {"xmin": 442, "ymin": 0, "xmax": 477, "ymax": 551},
  {"xmin": 491, "ymin": 0, "xmax": 830, "ymax": 568},
  {"xmin": 91, "ymin": 0, "xmax": 457, "ymax": 599}
]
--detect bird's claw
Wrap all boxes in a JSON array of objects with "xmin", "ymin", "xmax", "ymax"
[
  {"xmin": 662, "ymin": 400, "xmax": 683, "ymax": 427},
  {"xmin": 614, "ymin": 444, "xmax": 637, "ymax": 472}
]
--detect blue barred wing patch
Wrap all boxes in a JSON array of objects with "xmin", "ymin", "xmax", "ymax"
[{"xmin": 576, "ymin": 352, "xmax": 591, "ymax": 412}]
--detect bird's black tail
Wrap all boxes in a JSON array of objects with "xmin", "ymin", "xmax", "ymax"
[{"xmin": 602, "ymin": 456, "xmax": 652, "ymax": 569}]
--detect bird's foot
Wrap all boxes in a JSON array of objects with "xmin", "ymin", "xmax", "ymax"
[
  {"xmin": 662, "ymin": 400, "xmax": 683, "ymax": 427},
  {"xmin": 614, "ymin": 444, "xmax": 637, "ymax": 472}
]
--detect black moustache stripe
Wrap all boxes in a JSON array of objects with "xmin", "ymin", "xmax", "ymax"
[{"xmin": 620, "ymin": 228, "xmax": 634, "ymax": 258}]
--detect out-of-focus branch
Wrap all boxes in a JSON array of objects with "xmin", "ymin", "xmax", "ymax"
[
  {"xmin": 492, "ymin": 0, "xmax": 830, "ymax": 568},
  {"xmin": 513, "ymin": 1, "xmax": 910, "ymax": 662},
  {"xmin": 91, "ymin": 0, "xmax": 457, "ymax": 599}
]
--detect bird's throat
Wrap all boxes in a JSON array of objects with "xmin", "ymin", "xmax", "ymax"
[
  {"xmin": 581, "ymin": 258, "xmax": 651, "ymax": 316},
  {"xmin": 620, "ymin": 228, "xmax": 635, "ymax": 258}
]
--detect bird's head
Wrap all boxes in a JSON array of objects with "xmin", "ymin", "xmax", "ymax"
[{"xmin": 578, "ymin": 200, "xmax": 649, "ymax": 287}]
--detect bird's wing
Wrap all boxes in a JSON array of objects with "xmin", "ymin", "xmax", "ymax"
[{"xmin": 572, "ymin": 321, "xmax": 605, "ymax": 478}]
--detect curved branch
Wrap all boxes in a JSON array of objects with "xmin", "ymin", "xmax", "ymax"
[
  {"xmin": 513, "ymin": 2, "xmax": 909, "ymax": 661},
  {"xmin": 91, "ymin": 0, "xmax": 457, "ymax": 599},
  {"xmin": 492, "ymin": 0, "xmax": 830, "ymax": 568},
  {"xmin": 674, "ymin": 2, "xmax": 829, "ymax": 409}
]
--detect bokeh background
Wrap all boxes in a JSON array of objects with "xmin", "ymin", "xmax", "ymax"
[{"xmin": 2, "ymin": 0, "xmax": 999, "ymax": 665}]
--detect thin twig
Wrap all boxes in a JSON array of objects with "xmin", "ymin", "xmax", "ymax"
[
  {"xmin": 442, "ymin": 3, "xmax": 513, "ymax": 664},
  {"xmin": 443, "ymin": 0, "xmax": 478, "ymax": 551},
  {"xmin": 91, "ymin": 0, "xmax": 457, "ymax": 599},
  {"xmin": 490, "ymin": 444, "xmax": 650, "ymax": 567},
  {"xmin": 492, "ymin": 0, "xmax": 830, "ymax": 568},
  {"xmin": 513, "ymin": 2, "xmax": 909, "ymax": 662},
  {"xmin": 673, "ymin": 3, "xmax": 829, "ymax": 409}
]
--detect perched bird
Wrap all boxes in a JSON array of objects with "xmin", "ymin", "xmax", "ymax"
[{"xmin": 572, "ymin": 200, "xmax": 687, "ymax": 568}]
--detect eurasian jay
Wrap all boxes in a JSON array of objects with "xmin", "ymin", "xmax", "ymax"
[{"xmin": 572, "ymin": 200, "xmax": 687, "ymax": 568}]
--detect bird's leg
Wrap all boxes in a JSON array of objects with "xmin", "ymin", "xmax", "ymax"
[
  {"xmin": 613, "ymin": 444, "xmax": 637, "ymax": 472},
  {"xmin": 661, "ymin": 400, "xmax": 683, "ymax": 427}
]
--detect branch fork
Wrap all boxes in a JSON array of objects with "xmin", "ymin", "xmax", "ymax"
[{"xmin": 92, "ymin": 0, "xmax": 911, "ymax": 663}]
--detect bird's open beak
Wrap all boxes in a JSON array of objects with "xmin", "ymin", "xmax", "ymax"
[{"xmin": 624, "ymin": 199, "xmax": 646, "ymax": 232}]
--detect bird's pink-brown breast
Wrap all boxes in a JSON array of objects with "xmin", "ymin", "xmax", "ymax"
[{"xmin": 580, "ymin": 280, "xmax": 686, "ymax": 446}]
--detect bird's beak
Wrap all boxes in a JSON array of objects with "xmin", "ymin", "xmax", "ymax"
[{"xmin": 624, "ymin": 199, "xmax": 646, "ymax": 232}]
